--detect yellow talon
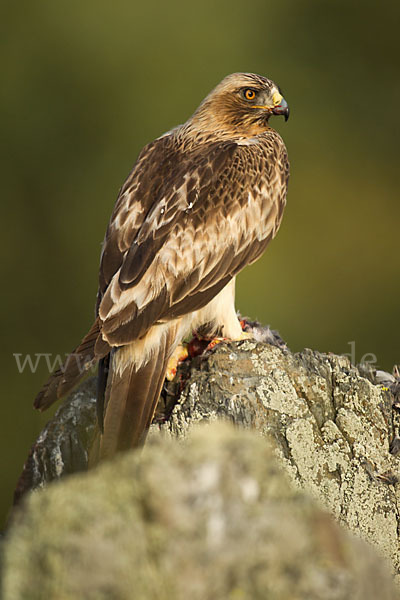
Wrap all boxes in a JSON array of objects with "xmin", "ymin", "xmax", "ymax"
[
  {"xmin": 206, "ymin": 338, "xmax": 224, "ymax": 351},
  {"xmin": 166, "ymin": 345, "xmax": 189, "ymax": 381},
  {"xmin": 206, "ymin": 330, "xmax": 251, "ymax": 350}
]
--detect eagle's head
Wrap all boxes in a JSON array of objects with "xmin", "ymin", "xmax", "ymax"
[{"xmin": 191, "ymin": 72, "xmax": 289, "ymax": 137}]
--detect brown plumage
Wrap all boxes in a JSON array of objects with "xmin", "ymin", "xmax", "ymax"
[{"xmin": 34, "ymin": 72, "xmax": 290, "ymax": 462}]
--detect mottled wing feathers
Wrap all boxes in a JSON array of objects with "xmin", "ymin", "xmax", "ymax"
[
  {"xmin": 97, "ymin": 130, "xmax": 288, "ymax": 348},
  {"xmin": 116, "ymin": 141, "xmax": 237, "ymax": 288},
  {"xmin": 160, "ymin": 137, "xmax": 288, "ymax": 321},
  {"xmin": 98, "ymin": 137, "xmax": 171, "ymax": 298}
]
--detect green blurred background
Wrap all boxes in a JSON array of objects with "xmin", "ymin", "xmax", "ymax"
[{"xmin": 2, "ymin": 0, "xmax": 399, "ymax": 527}]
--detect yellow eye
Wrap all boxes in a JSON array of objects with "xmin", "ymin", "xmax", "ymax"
[{"xmin": 244, "ymin": 88, "xmax": 256, "ymax": 101}]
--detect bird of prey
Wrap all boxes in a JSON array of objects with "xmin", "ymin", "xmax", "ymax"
[{"xmin": 34, "ymin": 72, "xmax": 290, "ymax": 462}]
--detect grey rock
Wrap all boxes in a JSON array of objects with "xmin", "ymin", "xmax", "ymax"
[
  {"xmin": 9, "ymin": 337, "xmax": 400, "ymax": 590},
  {"xmin": 158, "ymin": 341, "xmax": 400, "ymax": 581},
  {"xmin": 3, "ymin": 425, "xmax": 398, "ymax": 600},
  {"xmin": 13, "ymin": 378, "xmax": 97, "ymax": 505}
]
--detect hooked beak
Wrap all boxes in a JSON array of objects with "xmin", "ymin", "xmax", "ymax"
[
  {"xmin": 272, "ymin": 96, "xmax": 289, "ymax": 121},
  {"xmin": 251, "ymin": 94, "xmax": 290, "ymax": 122}
]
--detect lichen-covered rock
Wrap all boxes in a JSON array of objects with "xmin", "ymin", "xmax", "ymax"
[
  {"xmin": 12, "ymin": 338, "xmax": 400, "ymax": 585},
  {"xmin": 3, "ymin": 425, "xmax": 398, "ymax": 600},
  {"xmin": 13, "ymin": 378, "xmax": 97, "ymax": 505},
  {"xmin": 160, "ymin": 341, "xmax": 400, "ymax": 579}
]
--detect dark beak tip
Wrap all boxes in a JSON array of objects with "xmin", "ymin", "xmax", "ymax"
[{"xmin": 272, "ymin": 105, "xmax": 290, "ymax": 121}]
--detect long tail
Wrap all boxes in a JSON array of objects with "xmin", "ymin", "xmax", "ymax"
[
  {"xmin": 34, "ymin": 318, "xmax": 106, "ymax": 411},
  {"xmin": 90, "ymin": 328, "xmax": 175, "ymax": 464}
]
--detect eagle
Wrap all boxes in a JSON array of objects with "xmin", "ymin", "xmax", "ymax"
[{"xmin": 34, "ymin": 72, "xmax": 290, "ymax": 462}]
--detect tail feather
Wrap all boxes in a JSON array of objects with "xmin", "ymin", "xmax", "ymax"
[
  {"xmin": 96, "ymin": 355, "xmax": 110, "ymax": 432},
  {"xmin": 34, "ymin": 318, "xmax": 108, "ymax": 411},
  {"xmin": 137, "ymin": 348, "xmax": 170, "ymax": 443},
  {"xmin": 93, "ymin": 329, "xmax": 174, "ymax": 462}
]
